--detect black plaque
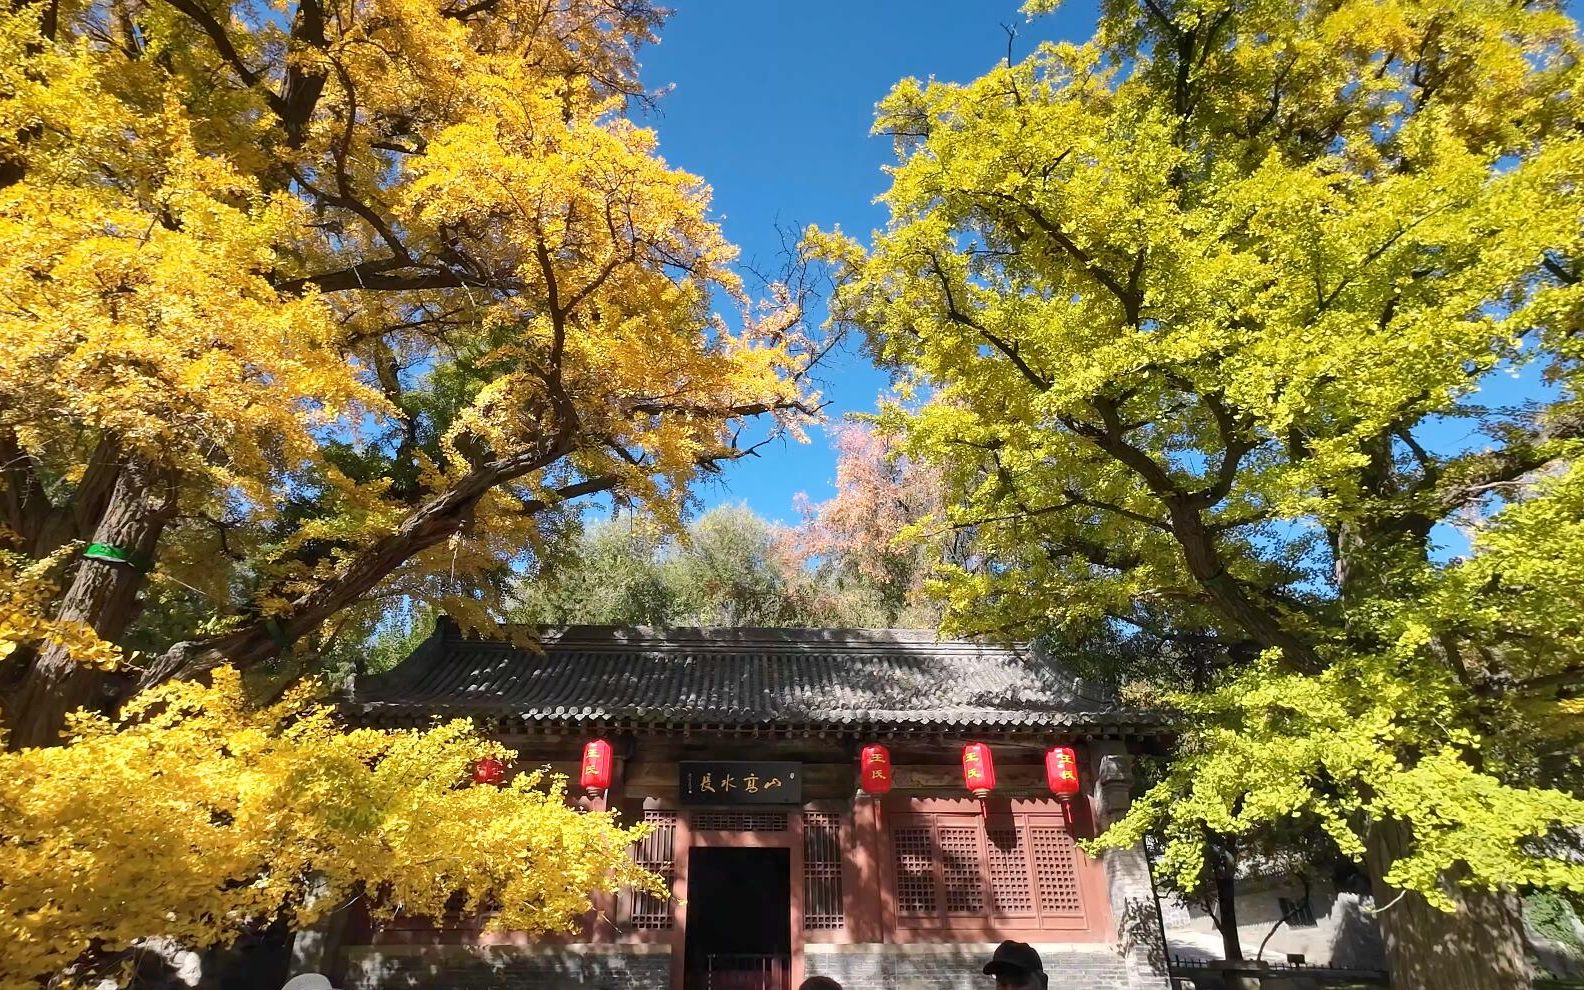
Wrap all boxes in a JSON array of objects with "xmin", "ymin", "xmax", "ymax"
[{"xmin": 679, "ymin": 761, "xmax": 802, "ymax": 805}]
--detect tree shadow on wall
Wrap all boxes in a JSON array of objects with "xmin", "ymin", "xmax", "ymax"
[
  {"xmin": 1116, "ymin": 896, "xmax": 1169, "ymax": 977},
  {"xmin": 337, "ymin": 946, "xmax": 660, "ymax": 990}
]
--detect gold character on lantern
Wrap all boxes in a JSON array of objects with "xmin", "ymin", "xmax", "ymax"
[
  {"xmin": 871, "ymin": 768, "xmax": 887, "ymax": 780},
  {"xmin": 965, "ymin": 750, "xmax": 980, "ymax": 762}
]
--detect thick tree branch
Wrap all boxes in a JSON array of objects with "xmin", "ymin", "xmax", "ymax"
[
  {"xmin": 626, "ymin": 397, "xmax": 821, "ymax": 419},
  {"xmin": 157, "ymin": 0, "xmax": 289, "ymax": 116},
  {"xmin": 1193, "ymin": 388, "xmax": 1258, "ymax": 508},
  {"xmin": 274, "ymin": 258, "xmax": 510, "ymax": 294},
  {"xmin": 138, "ymin": 441, "xmax": 593, "ymax": 687},
  {"xmin": 280, "ymin": 0, "xmax": 329, "ymax": 148},
  {"xmin": 1066, "ymin": 395, "xmax": 1323, "ymax": 672},
  {"xmin": 137, "ymin": 406, "xmax": 805, "ymax": 688},
  {"xmin": 1420, "ymin": 408, "xmax": 1584, "ymax": 519},
  {"xmin": 0, "ymin": 428, "xmax": 53, "ymax": 548},
  {"xmin": 1543, "ymin": 255, "xmax": 1579, "ymax": 286},
  {"xmin": 923, "ymin": 251, "xmax": 1052, "ymax": 391},
  {"xmin": 441, "ymin": 0, "xmax": 503, "ymax": 19}
]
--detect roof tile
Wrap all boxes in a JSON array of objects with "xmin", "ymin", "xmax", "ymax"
[{"xmin": 348, "ymin": 624, "xmax": 1161, "ymax": 731}]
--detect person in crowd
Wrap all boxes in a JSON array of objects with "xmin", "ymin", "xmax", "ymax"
[
  {"xmin": 798, "ymin": 976, "xmax": 842, "ymax": 990},
  {"xmin": 982, "ymin": 940, "xmax": 1048, "ymax": 990}
]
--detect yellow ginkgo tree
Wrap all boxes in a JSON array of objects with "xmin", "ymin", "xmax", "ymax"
[
  {"xmin": 812, "ymin": 0, "xmax": 1584, "ymax": 987},
  {"xmin": 0, "ymin": 0, "xmax": 815, "ymax": 981},
  {"xmin": 0, "ymin": 668, "xmax": 659, "ymax": 990},
  {"xmin": 0, "ymin": 0, "xmax": 819, "ymax": 748}
]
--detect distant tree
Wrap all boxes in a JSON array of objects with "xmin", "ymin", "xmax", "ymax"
[
  {"xmin": 786, "ymin": 425, "xmax": 947, "ymax": 628},
  {"xmin": 512, "ymin": 485, "xmax": 947, "ymax": 631},
  {"xmin": 513, "ymin": 518, "xmax": 678, "ymax": 627},
  {"xmin": 513, "ymin": 507, "xmax": 796, "ymax": 627},
  {"xmin": 667, "ymin": 506, "xmax": 800, "ymax": 626}
]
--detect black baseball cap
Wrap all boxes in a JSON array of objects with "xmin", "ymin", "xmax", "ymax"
[{"xmin": 983, "ymin": 940, "xmax": 1044, "ymax": 978}]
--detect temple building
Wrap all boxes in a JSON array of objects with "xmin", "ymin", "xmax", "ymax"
[{"xmin": 302, "ymin": 621, "xmax": 1172, "ymax": 990}]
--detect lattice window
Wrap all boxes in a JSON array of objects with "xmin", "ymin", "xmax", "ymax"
[
  {"xmin": 938, "ymin": 825, "xmax": 986, "ymax": 914},
  {"xmin": 1278, "ymin": 896, "xmax": 1317, "ymax": 928},
  {"xmin": 890, "ymin": 812, "xmax": 1085, "ymax": 928},
  {"xmin": 689, "ymin": 811, "xmax": 788, "ymax": 832},
  {"xmin": 986, "ymin": 827, "xmax": 1035, "ymax": 917},
  {"xmin": 892, "ymin": 825, "xmax": 937, "ymax": 914},
  {"xmin": 1030, "ymin": 826, "xmax": 1082, "ymax": 915},
  {"xmin": 628, "ymin": 810, "xmax": 676, "ymax": 929},
  {"xmin": 803, "ymin": 812, "xmax": 844, "ymax": 930}
]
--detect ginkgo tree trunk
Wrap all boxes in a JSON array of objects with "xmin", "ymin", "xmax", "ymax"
[
  {"xmin": 812, "ymin": 1, "xmax": 1584, "ymax": 988},
  {"xmin": 0, "ymin": 0, "xmax": 820, "ymax": 749}
]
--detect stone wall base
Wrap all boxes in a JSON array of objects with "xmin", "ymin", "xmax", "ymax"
[
  {"xmin": 804, "ymin": 942, "xmax": 1129, "ymax": 990},
  {"xmin": 338, "ymin": 944, "xmax": 670, "ymax": 990}
]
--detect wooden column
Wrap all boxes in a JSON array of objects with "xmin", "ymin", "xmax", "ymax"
[
  {"xmin": 668, "ymin": 811, "xmax": 692, "ymax": 990},
  {"xmin": 588, "ymin": 746, "xmax": 625, "ymax": 943},
  {"xmin": 845, "ymin": 795, "xmax": 885, "ymax": 943}
]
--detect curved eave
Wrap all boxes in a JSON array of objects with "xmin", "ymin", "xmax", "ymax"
[{"xmin": 341, "ymin": 701, "xmax": 1174, "ymax": 741}]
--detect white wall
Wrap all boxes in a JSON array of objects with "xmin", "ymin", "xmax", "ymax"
[{"xmin": 1163, "ymin": 877, "xmax": 1386, "ymax": 969}]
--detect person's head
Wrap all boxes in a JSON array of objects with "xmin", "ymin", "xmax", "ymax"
[
  {"xmin": 798, "ymin": 978, "xmax": 842, "ymax": 990},
  {"xmin": 982, "ymin": 940, "xmax": 1046, "ymax": 990}
]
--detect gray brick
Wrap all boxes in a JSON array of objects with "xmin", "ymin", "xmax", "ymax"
[
  {"xmin": 339, "ymin": 945, "xmax": 669, "ymax": 990},
  {"xmin": 806, "ymin": 943, "xmax": 1129, "ymax": 990}
]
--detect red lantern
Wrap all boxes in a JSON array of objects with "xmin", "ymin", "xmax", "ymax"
[
  {"xmin": 859, "ymin": 743, "xmax": 893, "ymax": 795},
  {"xmin": 580, "ymin": 738, "xmax": 614, "ymax": 796},
  {"xmin": 961, "ymin": 742, "xmax": 997, "ymax": 799},
  {"xmin": 1046, "ymin": 745, "xmax": 1081, "ymax": 800},
  {"xmin": 472, "ymin": 756, "xmax": 506, "ymax": 786}
]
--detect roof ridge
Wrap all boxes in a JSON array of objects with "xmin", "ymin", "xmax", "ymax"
[
  {"xmin": 459, "ymin": 624, "xmax": 1029, "ymax": 654},
  {"xmin": 503, "ymin": 624, "xmax": 975, "ymax": 639},
  {"xmin": 340, "ymin": 623, "xmax": 1156, "ymax": 732}
]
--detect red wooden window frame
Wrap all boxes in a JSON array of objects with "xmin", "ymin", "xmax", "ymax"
[
  {"xmin": 883, "ymin": 804, "xmax": 1101, "ymax": 937},
  {"xmin": 802, "ymin": 811, "xmax": 844, "ymax": 931},
  {"xmin": 624, "ymin": 810, "xmax": 678, "ymax": 930}
]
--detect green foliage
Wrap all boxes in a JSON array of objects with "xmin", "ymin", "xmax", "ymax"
[
  {"xmin": 1528, "ymin": 891, "xmax": 1584, "ymax": 952},
  {"xmin": 511, "ymin": 501, "xmax": 941, "ymax": 629},
  {"xmin": 1103, "ymin": 652, "xmax": 1584, "ymax": 911},
  {"xmin": 513, "ymin": 516, "xmax": 680, "ymax": 626},
  {"xmin": 812, "ymin": 0, "xmax": 1584, "ymax": 914}
]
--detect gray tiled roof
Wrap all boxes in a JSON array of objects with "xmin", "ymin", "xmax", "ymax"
[{"xmin": 347, "ymin": 624, "xmax": 1162, "ymax": 734}]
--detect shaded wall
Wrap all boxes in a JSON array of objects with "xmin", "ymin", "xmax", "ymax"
[{"xmin": 339, "ymin": 945, "xmax": 670, "ymax": 990}]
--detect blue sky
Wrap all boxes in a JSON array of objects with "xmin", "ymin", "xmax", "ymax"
[{"xmin": 636, "ymin": 1, "xmax": 1096, "ymax": 523}]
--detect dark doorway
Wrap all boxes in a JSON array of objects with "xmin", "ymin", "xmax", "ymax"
[{"xmin": 684, "ymin": 847, "xmax": 791, "ymax": 990}]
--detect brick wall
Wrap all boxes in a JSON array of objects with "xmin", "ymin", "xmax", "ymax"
[
  {"xmin": 1088, "ymin": 743, "xmax": 1171, "ymax": 990},
  {"xmin": 337, "ymin": 944, "xmax": 670, "ymax": 990},
  {"xmin": 804, "ymin": 943, "xmax": 1129, "ymax": 990},
  {"xmin": 1099, "ymin": 844, "xmax": 1172, "ymax": 990}
]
